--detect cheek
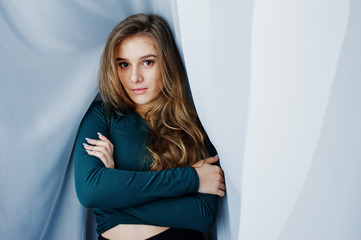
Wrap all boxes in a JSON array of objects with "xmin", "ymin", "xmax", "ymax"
[
  {"xmin": 154, "ymin": 71, "xmax": 163, "ymax": 91},
  {"xmin": 156, "ymin": 78, "xmax": 164, "ymax": 92},
  {"xmin": 117, "ymin": 71, "xmax": 129, "ymax": 88}
]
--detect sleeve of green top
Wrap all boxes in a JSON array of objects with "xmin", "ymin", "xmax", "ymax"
[
  {"xmin": 122, "ymin": 193, "xmax": 219, "ymax": 232},
  {"xmin": 119, "ymin": 134, "xmax": 219, "ymax": 232},
  {"xmin": 74, "ymin": 102, "xmax": 199, "ymax": 208}
]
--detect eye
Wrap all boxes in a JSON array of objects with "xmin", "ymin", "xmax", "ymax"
[
  {"xmin": 143, "ymin": 60, "xmax": 154, "ymax": 66},
  {"xmin": 118, "ymin": 62, "xmax": 129, "ymax": 68}
]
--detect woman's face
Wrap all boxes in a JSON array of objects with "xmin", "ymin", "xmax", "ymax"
[{"xmin": 115, "ymin": 35, "xmax": 163, "ymax": 114}]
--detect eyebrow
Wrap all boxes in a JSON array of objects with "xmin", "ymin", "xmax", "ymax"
[{"xmin": 116, "ymin": 54, "xmax": 157, "ymax": 62}]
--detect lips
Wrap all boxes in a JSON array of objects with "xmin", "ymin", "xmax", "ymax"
[{"xmin": 132, "ymin": 88, "xmax": 147, "ymax": 95}]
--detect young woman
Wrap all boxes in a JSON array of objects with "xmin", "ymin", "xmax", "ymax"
[{"xmin": 74, "ymin": 14, "xmax": 225, "ymax": 240}]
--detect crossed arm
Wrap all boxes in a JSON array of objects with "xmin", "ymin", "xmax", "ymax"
[{"xmin": 74, "ymin": 102, "xmax": 225, "ymax": 231}]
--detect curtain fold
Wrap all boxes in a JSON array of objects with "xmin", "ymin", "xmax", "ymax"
[
  {"xmin": 1, "ymin": 1, "xmax": 361, "ymax": 240},
  {"xmin": 0, "ymin": 1, "xmax": 182, "ymax": 239}
]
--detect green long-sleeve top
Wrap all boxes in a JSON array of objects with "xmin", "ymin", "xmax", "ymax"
[{"xmin": 74, "ymin": 101, "xmax": 219, "ymax": 234}]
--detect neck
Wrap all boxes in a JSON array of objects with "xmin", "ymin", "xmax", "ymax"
[
  {"xmin": 135, "ymin": 99, "xmax": 158, "ymax": 119},
  {"xmin": 135, "ymin": 106, "xmax": 150, "ymax": 119}
]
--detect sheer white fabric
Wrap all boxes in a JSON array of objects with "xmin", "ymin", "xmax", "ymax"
[{"xmin": 1, "ymin": 1, "xmax": 361, "ymax": 240}]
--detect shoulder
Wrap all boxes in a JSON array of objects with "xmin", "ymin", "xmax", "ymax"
[
  {"xmin": 83, "ymin": 101, "xmax": 127, "ymax": 125},
  {"xmin": 87, "ymin": 101, "xmax": 107, "ymax": 114},
  {"xmin": 87, "ymin": 101, "xmax": 126, "ymax": 117}
]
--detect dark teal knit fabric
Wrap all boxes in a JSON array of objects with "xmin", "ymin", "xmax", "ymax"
[{"xmin": 74, "ymin": 101, "xmax": 218, "ymax": 234}]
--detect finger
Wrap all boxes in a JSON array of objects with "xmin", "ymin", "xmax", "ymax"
[
  {"xmin": 85, "ymin": 137, "xmax": 100, "ymax": 145},
  {"xmin": 219, "ymin": 168, "xmax": 224, "ymax": 177},
  {"xmin": 86, "ymin": 150, "xmax": 106, "ymax": 162},
  {"xmin": 85, "ymin": 138, "xmax": 108, "ymax": 147},
  {"xmin": 86, "ymin": 150, "xmax": 114, "ymax": 168},
  {"xmin": 217, "ymin": 172, "xmax": 225, "ymax": 184},
  {"xmin": 205, "ymin": 156, "xmax": 219, "ymax": 164},
  {"xmin": 191, "ymin": 159, "xmax": 205, "ymax": 168},
  {"xmin": 85, "ymin": 138, "xmax": 113, "ymax": 153},
  {"xmin": 83, "ymin": 143, "xmax": 109, "ymax": 153},
  {"xmin": 86, "ymin": 149, "xmax": 113, "ymax": 166},
  {"xmin": 83, "ymin": 143, "xmax": 93, "ymax": 149},
  {"xmin": 217, "ymin": 190, "xmax": 225, "ymax": 197},
  {"xmin": 220, "ymin": 178, "xmax": 225, "ymax": 184},
  {"xmin": 97, "ymin": 132, "xmax": 111, "ymax": 144},
  {"xmin": 84, "ymin": 145, "xmax": 112, "ymax": 162},
  {"xmin": 97, "ymin": 133, "xmax": 114, "ymax": 151}
]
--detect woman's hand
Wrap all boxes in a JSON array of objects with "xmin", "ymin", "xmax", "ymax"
[
  {"xmin": 192, "ymin": 156, "xmax": 226, "ymax": 197},
  {"xmin": 83, "ymin": 132, "xmax": 115, "ymax": 168}
]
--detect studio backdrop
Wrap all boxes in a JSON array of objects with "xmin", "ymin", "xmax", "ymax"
[{"xmin": 1, "ymin": 0, "xmax": 360, "ymax": 239}]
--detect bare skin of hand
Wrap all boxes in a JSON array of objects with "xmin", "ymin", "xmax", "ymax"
[
  {"xmin": 83, "ymin": 132, "xmax": 115, "ymax": 168},
  {"xmin": 192, "ymin": 156, "xmax": 226, "ymax": 197}
]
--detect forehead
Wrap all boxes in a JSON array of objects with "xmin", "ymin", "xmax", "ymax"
[{"xmin": 116, "ymin": 35, "xmax": 157, "ymax": 58}]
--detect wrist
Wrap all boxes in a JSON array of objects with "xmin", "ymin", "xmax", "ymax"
[{"xmin": 189, "ymin": 167, "xmax": 200, "ymax": 193}]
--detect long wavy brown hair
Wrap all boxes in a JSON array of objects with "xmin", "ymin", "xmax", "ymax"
[{"xmin": 98, "ymin": 14, "xmax": 209, "ymax": 170}]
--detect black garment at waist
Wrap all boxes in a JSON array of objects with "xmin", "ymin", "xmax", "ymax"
[{"xmin": 98, "ymin": 228, "xmax": 206, "ymax": 240}]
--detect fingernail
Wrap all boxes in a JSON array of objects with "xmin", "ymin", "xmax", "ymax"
[
  {"xmin": 83, "ymin": 143, "xmax": 89, "ymax": 147},
  {"xmin": 214, "ymin": 155, "xmax": 219, "ymax": 158},
  {"xmin": 85, "ymin": 138, "xmax": 91, "ymax": 141},
  {"xmin": 85, "ymin": 150, "xmax": 90, "ymax": 153},
  {"xmin": 97, "ymin": 132, "xmax": 103, "ymax": 137}
]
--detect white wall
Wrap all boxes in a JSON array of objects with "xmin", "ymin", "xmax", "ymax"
[{"xmin": 177, "ymin": 0, "xmax": 361, "ymax": 239}]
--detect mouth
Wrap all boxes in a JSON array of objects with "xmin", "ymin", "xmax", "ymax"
[{"xmin": 132, "ymin": 88, "xmax": 147, "ymax": 95}]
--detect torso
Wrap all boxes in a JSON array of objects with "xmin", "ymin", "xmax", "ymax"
[
  {"xmin": 101, "ymin": 224, "xmax": 169, "ymax": 240},
  {"xmin": 75, "ymin": 103, "xmax": 216, "ymax": 235},
  {"xmin": 101, "ymin": 109, "xmax": 168, "ymax": 239}
]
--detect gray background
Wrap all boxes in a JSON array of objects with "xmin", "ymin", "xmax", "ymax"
[{"xmin": 1, "ymin": 0, "xmax": 360, "ymax": 239}]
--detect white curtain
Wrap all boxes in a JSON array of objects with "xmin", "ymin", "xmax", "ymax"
[{"xmin": 1, "ymin": 1, "xmax": 360, "ymax": 240}]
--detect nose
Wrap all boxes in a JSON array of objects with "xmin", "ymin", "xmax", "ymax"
[{"xmin": 130, "ymin": 66, "xmax": 143, "ymax": 83}]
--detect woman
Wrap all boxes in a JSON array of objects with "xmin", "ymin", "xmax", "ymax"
[{"xmin": 74, "ymin": 14, "xmax": 225, "ymax": 240}]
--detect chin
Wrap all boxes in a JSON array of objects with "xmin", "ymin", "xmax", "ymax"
[
  {"xmin": 133, "ymin": 97, "xmax": 158, "ymax": 107},
  {"xmin": 133, "ymin": 99, "xmax": 149, "ymax": 105}
]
